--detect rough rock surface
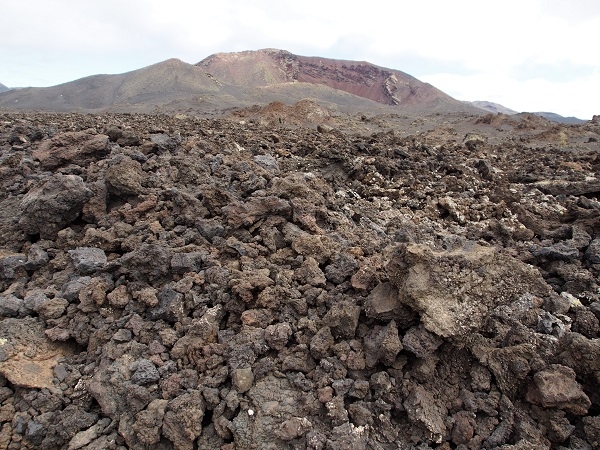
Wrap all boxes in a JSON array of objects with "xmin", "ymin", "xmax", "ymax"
[
  {"xmin": 0, "ymin": 318, "xmax": 75, "ymax": 390},
  {"xmin": 18, "ymin": 174, "xmax": 93, "ymax": 238},
  {"xmin": 0, "ymin": 110, "xmax": 599, "ymax": 449}
]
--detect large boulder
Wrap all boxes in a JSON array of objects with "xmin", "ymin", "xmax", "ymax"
[
  {"xmin": 18, "ymin": 174, "xmax": 92, "ymax": 237},
  {"xmin": 0, "ymin": 318, "xmax": 74, "ymax": 390},
  {"xmin": 526, "ymin": 364, "xmax": 591, "ymax": 414},
  {"xmin": 387, "ymin": 242, "xmax": 551, "ymax": 339},
  {"xmin": 105, "ymin": 156, "xmax": 146, "ymax": 196},
  {"xmin": 32, "ymin": 130, "xmax": 110, "ymax": 169}
]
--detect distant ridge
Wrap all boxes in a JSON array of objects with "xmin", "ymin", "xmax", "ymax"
[
  {"xmin": 468, "ymin": 100, "xmax": 517, "ymax": 115},
  {"xmin": 0, "ymin": 83, "xmax": 10, "ymax": 93},
  {"xmin": 531, "ymin": 112, "xmax": 585, "ymax": 125},
  {"xmin": 468, "ymin": 100, "xmax": 585, "ymax": 124}
]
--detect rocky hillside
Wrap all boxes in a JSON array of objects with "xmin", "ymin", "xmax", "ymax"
[
  {"xmin": 0, "ymin": 59, "xmax": 235, "ymax": 113},
  {"xmin": 0, "ymin": 110, "xmax": 600, "ymax": 449},
  {"xmin": 197, "ymin": 49, "xmax": 471, "ymax": 113},
  {"xmin": 0, "ymin": 50, "xmax": 480, "ymax": 116}
]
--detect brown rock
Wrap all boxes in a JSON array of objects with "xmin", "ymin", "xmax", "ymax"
[
  {"xmin": 229, "ymin": 269, "xmax": 274, "ymax": 302},
  {"xmin": 106, "ymin": 285, "xmax": 131, "ymax": 308},
  {"xmin": 133, "ymin": 399, "xmax": 168, "ymax": 445},
  {"xmin": 0, "ymin": 317, "xmax": 74, "ymax": 390},
  {"xmin": 284, "ymin": 223, "xmax": 333, "ymax": 264},
  {"xmin": 34, "ymin": 296, "xmax": 68, "ymax": 319},
  {"xmin": 133, "ymin": 286, "xmax": 159, "ymax": 307},
  {"xmin": 402, "ymin": 324, "xmax": 443, "ymax": 358},
  {"xmin": 526, "ymin": 364, "xmax": 591, "ymax": 415},
  {"xmin": 363, "ymin": 320, "xmax": 402, "ymax": 367},
  {"xmin": 404, "ymin": 384, "xmax": 448, "ymax": 444},
  {"xmin": 105, "ymin": 156, "xmax": 146, "ymax": 196},
  {"xmin": 451, "ymin": 411, "xmax": 475, "ymax": 445},
  {"xmin": 232, "ymin": 367, "xmax": 254, "ymax": 393},
  {"xmin": 264, "ymin": 322, "xmax": 292, "ymax": 351},
  {"xmin": 240, "ymin": 308, "xmax": 274, "ymax": 328},
  {"xmin": 323, "ymin": 300, "xmax": 360, "ymax": 339},
  {"xmin": 364, "ymin": 282, "xmax": 416, "ymax": 326},
  {"xmin": 294, "ymin": 256, "xmax": 326, "ymax": 287},
  {"xmin": 276, "ymin": 417, "xmax": 312, "ymax": 440},
  {"xmin": 310, "ymin": 326, "xmax": 335, "ymax": 360},
  {"xmin": 32, "ymin": 130, "xmax": 110, "ymax": 169},
  {"xmin": 387, "ymin": 242, "xmax": 550, "ymax": 338},
  {"xmin": 222, "ymin": 196, "xmax": 291, "ymax": 228},
  {"xmin": 162, "ymin": 391, "xmax": 205, "ymax": 450}
]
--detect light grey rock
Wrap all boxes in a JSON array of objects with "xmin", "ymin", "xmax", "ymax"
[
  {"xmin": 130, "ymin": 359, "xmax": 160, "ymax": 385},
  {"xmin": 69, "ymin": 247, "xmax": 107, "ymax": 274}
]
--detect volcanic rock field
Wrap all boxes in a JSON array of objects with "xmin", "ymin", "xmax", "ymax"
[{"xmin": 0, "ymin": 109, "xmax": 600, "ymax": 449}]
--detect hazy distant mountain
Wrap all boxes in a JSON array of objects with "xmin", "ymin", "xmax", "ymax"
[
  {"xmin": 0, "ymin": 53, "xmax": 588, "ymax": 122},
  {"xmin": 468, "ymin": 100, "xmax": 518, "ymax": 115},
  {"xmin": 531, "ymin": 112, "xmax": 585, "ymax": 124},
  {"xmin": 468, "ymin": 100, "xmax": 584, "ymax": 124},
  {"xmin": 0, "ymin": 49, "xmax": 481, "ymax": 115}
]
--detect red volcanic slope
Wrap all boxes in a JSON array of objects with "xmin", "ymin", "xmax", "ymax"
[{"xmin": 197, "ymin": 48, "xmax": 462, "ymax": 110}]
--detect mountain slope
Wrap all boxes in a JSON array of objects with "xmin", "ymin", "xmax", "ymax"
[
  {"xmin": 0, "ymin": 83, "xmax": 9, "ymax": 93},
  {"xmin": 0, "ymin": 50, "xmax": 480, "ymax": 115},
  {"xmin": 197, "ymin": 49, "xmax": 474, "ymax": 113},
  {"xmin": 0, "ymin": 59, "xmax": 232, "ymax": 112},
  {"xmin": 531, "ymin": 112, "xmax": 585, "ymax": 124},
  {"xmin": 468, "ymin": 100, "xmax": 518, "ymax": 115}
]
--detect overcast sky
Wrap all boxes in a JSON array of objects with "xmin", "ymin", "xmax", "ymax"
[{"xmin": 2, "ymin": 0, "xmax": 599, "ymax": 119}]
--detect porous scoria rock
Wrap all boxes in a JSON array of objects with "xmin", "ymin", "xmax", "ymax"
[
  {"xmin": 68, "ymin": 247, "xmax": 107, "ymax": 274},
  {"xmin": 229, "ymin": 375, "xmax": 306, "ymax": 448},
  {"xmin": 387, "ymin": 241, "xmax": 551, "ymax": 339},
  {"xmin": 404, "ymin": 383, "xmax": 448, "ymax": 444},
  {"xmin": 18, "ymin": 174, "xmax": 93, "ymax": 238},
  {"xmin": 4, "ymin": 110, "xmax": 600, "ymax": 450},
  {"xmin": 222, "ymin": 196, "xmax": 291, "ymax": 228},
  {"xmin": 105, "ymin": 156, "xmax": 146, "ymax": 196},
  {"xmin": 132, "ymin": 399, "xmax": 168, "ymax": 446},
  {"xmin": 162, "ymin": 390, "xmax": 205, "ymax": 450},
  {"xmin": 0, "ymin": 317, "xmax": 74, "ymax": 390}
]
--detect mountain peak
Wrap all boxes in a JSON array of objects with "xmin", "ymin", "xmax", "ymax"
[
  {"xmin": 197, "ymin": 49, "xmax": 468, "ymax": 112},
  {"xmin": 0, "ymin": 49, "xmax": 480, "ymax": 114}
]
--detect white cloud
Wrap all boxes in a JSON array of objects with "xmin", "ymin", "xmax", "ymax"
[
  {"xmin": 1, "ymin": 0, "xmax": 598, "ymax": 118},
  {"xmin": 420, "ymin": 71, "xmax": 600, "ymax": 119}
]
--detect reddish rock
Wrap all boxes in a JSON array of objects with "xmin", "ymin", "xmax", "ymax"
[{"xmin": 451, "ymin": 411, "xmax": 475, "ymax": 445}]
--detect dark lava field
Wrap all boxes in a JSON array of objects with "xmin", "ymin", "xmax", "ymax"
[{"xmin": 0, "ymin": 110, "xmax": 600, "ymax": 449}]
